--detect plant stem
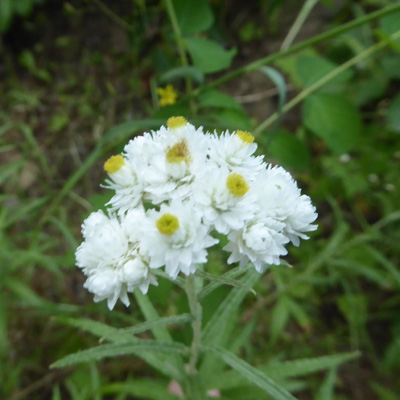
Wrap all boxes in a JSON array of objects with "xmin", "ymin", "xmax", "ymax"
[
  {"xmin": 191, "ymin": 2, "xmax": 400, "ymax": 96},
  {"xmin": 253, "ymin": 28, "xmax": 400, "ymax": 135},
  {"xmin": 280, "ymin": 0, "xmax": 319, "ymax": 51},
  {"xmin": 185, "ymin": 274, "xmax": 202, "ymax": 374},
  {"xmin": 92, "ymin": 0, "xmax": 134, "ymax": 32},
  {"xmin": 164, "ymin": 0, "xmax": 196, "ymax": 113}
]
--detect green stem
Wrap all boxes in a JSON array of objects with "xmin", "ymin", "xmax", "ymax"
[
  {"xmin": 92, "ymin": 0, "xmax": 134, "ymax": 32},
  {"xmin": 164, "ymin": 0, "xmax": 195, "ymax": 113},
  {"xmin": 191, "ymin": 2, "xmax": 400, "ymax": 96},
  {"xmin": 253, "ymin": 28, "xmax": 400, "ymax": 135},
  {"xmin": 185, "ymin": 274, "xmax": 202, "ymax": 374},
  {"xmin": 280, "ymin": 0, "xmax": 319, "ymax": 51}
]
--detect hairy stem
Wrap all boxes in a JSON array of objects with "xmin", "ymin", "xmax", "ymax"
[{"xmin": 185, "ymin": 274, "xmax": 202, "ymax": 374}]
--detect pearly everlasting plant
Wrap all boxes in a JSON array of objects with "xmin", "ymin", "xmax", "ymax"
[{"xmin": 75, "ymin": 117, "xmax": 318, "ymax": 310}]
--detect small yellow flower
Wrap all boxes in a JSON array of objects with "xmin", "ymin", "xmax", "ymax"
[{"xmin": 157, "ymin": 84, "xmax": 178, "ymax": 107}]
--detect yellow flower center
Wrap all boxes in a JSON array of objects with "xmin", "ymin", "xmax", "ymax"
[
  {"xmin": 165, "ymin": 140, "xmax": 190, "ymax": 164},
  {"xmin": 104, "ymin": 155, "xmax": 125, "ymax": 174},
  {"xmin": 156, "ymin": 213, "xmax": 179, "ymax": 235},
  {"xmin": 167, "ymin": 116, "xmax": 188, "ymax": 129},
  {"xmin": 226, "ymin": 173, "xmax": 249, "ymax": 197},
  {"xmin": 235, "ymin": 130, "xmax": 255, "ymax": 144},
  {"xmin": 157, "ymin": 84, "xmax": 178, "ymax": 107}
]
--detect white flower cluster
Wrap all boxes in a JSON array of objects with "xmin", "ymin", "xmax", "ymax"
[{"xmin": 76, "ymin": 117, "xmax": 317, "ymax": 309}]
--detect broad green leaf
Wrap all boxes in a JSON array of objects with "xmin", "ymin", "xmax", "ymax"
[
  {"xmin": 211, "ymin": 108, "xmax": 252, "ymax": 131},
  {"xmin": 316, "ymin": 368, "xmax": 337, "ymax": 400},
  {"xmin": 0, "ymin": 0, "xmax": 12, "ymax": 32},
  {"xmin": 295, "ymin": 54, "xmax": 352, "ymax": 89},
  {"xmin": 379, "ymin": 10, "xmax": 400, "ymax": 44},
  {"xmin": 303, "ymin": 93, "xmax": 361, "ymax": 154},
  {"xmin": 14, "ymin": 0, "xmax": 34, "ymax": 17},
  {"xmin": 267, "ymin": 130, "xmax": 310, "ymax": 170},
  {"xmin": 201, "ymin": 344, "xmax": 298, "ymax": 400},
  {"xmin": 387, "ymin": 93, "xmax": 400, "ymax": 133},
  {"xmin": 51, "ymin": 340, "xmax": 188, "ymax": 368},
  {"xmin": 173, "ymin": 0, "xmax": 214, "ymax": 35},
  {"xmin": 198, "ymin": 89, "xmax": 241, "ymax": 110},
  {"xmin": 160, "ymin": 66, "xmax": 204, "ymax": 84},
  {"xmin": 102, "ymin": 379, "xmax": 177, "ymax": 400},
  {"xmin": 185, "ymin": 37, "xmax": 236, "ymax": 74}
]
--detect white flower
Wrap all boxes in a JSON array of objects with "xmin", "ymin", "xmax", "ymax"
[
  {"xmin": 194, "ymin": 166, "xmax": 257, "ymax": 234},
  {"xmin": 140, "ymin": 200, "xmax": 218, "ymax": 279},
  {"xmin": 75, "ymin": 210, "xmax": 157, "ymax": 310},
  {"xmin": 256, "ymin": 166, "xmax": 318, "ymax": 246},
  {"xmin": 224, "ymin": 217, "xmax": 289, "ymax": 272},
  {"xmin": 208, "ymin": 130, "xmax": 264, "ymax": 179},
  {"xmin": 102, "ymin": 155, "xmax": 144, "ymax": 214}
]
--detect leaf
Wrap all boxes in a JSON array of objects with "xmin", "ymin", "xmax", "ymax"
[
  {"xmin": 201, "ymin": 344, "xmax": 298, "ymax": 400},
  {"xmin": 303, "ymin": 93, "xmax": 361, "ymax": 154},
  {"xmin": 315, "ymin": 368, "xmax": 337, "ymax": 400},
  {"xmin": 196, "ymin": 269, "xmax": 256, "ymax": 299},
  {"xmin": 102, "ymin": 379, "xmax": 178, "ymax": 400},
  {"xmin": 211, "ymin": 108, "xmax": 252, "ymax": 131},
  {"xmin": 267, "ymin": 130, "xmax": 310, "ymax": 170},
  {"xmin": 184, "ymin": 37, "xmax": 236, "ymax": 74},
  {"xmin": 207, "ymin": 351, "xmax": 360, "ymax": 390},
  {"xmin": 269, "ymin": 296, "xmax": 291, "ymax": 344},
  {"xmin": 200, "ymin": 270, "xmax": 260, "ymax": 379},
  {"xmin": 379, "ymin": 10, "xmax": 400, "ymax": 44},
  {"xmin": 51, "ymin": 340, "xmax": 188, "ymax": 368},
  {"xmin": 0, "ymin": 0, "xmax": 12, "ymax": 33},
  {"xmin": 160, "ymin": 66, "xmax": 204, "ymax": 84},
  {"xmin": 199, "ymin": 264, "xmax": 253, "ymax": 299},
  {"xmin": 295, "ymin": 54, "xmax": 352, "ymax": 89},
  {"xmin": 387, "ymin": 93, "xmax": 400, "ymax": 133},
  {"xmin": 173, "ymin": 0, "xmax": 214, "ymax": 35},
  {"xmin": 198, "ymin": 89, "xmax": 241, "ymax": 110},
  {"xmin": 14, "ymin": 0, "xmax": 34, "ymax": 17}
]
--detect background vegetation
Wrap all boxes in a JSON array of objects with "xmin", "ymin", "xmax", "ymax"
[{"xmin": 1, "ymin": 0, "xmax": 400, "ymax": 399}]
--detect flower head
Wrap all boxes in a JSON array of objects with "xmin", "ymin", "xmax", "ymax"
[{"xmin": 157, "ymin": 84, "xmax": 178, "ymax": 106}]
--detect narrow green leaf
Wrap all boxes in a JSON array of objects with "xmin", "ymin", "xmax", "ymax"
[
  {"xmin": 199, "ymin": 264, "xmax": 252, "ymax": 299},
  {"xmin": 196, "ymin": 269, "xmax": 256, "ymax": 298},
  {"xmin": 316, "ymin": 368, "xmax": 337, "ymax": 400},
  {"xmin": 51, "ymin": 340, "xmax": 188, "ymax": 368},
  {"xmin": 109, "ymin": 314, "xmax": 193, "ymax": 338},
  {"xmin": 270, "ymin": 296, "xmax": 291, "ymax": 344},
  {"xmin": 208, "ymin": 351, "xmax": 359, "ymax": 389},
  {"xmin": 200, "ymin": 270, "xmax": 260, "ymax": 379},
  {"xmin": 185, "ymin": 37, "xmax": 236, "ymax": 74},
  {"xmin": 202, "ymin": 270, "xmax": 259, "ymax": 343},
  {"xmin": 134, "ymin": 291, "xmax": 185, "ymax": 376},
  {"xmin": 102, "ymin": 379, "xmax": 177, "ymax": 400},
  {"xmin": 201, "ymin": 344, "xmax": 298, "ymax": 400},
  {"xmin": 387, "ymin": 93, "xmax": 400, "ymax": 132}
]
